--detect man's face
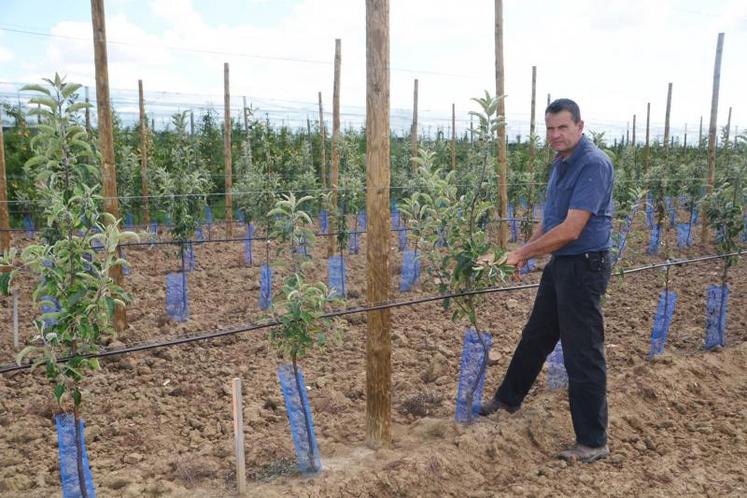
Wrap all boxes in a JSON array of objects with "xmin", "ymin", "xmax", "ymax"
[{"xmin": 545, "ymin": 110, "xmax": 584, "ymax": 157}]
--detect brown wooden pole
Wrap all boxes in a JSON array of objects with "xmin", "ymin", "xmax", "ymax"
[
  {"xmin": 410, "ymin": 78, "xmax": 419, "ymax": 174},
  {"xmin": 242, "ymin": 96, "xmax": 249, "ymax": 133},
  {"xmin": 328, "ymin": 39, "xmax": 341, "ymax": 258},
  {"xmin": 91, "ymin": 0, "xmax": 126, "ymax": 333},
  {"xmin": 699, "ymin": 115, "xmax": 703, "ymax": 148},
  {"xmin": 231, "ymin": 378, "xmax": 247, "ymax": 495},
  {"xmin": 725, "ymin": 106, "xmax": 732, "ymax": 145},
  {"xmin": 494, "ymin": 0, "xmax": 508, "ymax": 248},
  {"xmin": 703, "ymin": 32, "xmax": 725, "ymax": 246},
  {"xmin": 451, "ymin": 103, "xmax": 456, "ymax": 171},
  {"xmin": 527, "ymin": 65, "xmax": 537, "ymax": 203},
  {"xmin": 84, "ymin": 86, "xmax": 91, "ymax": 134},
  {"xmin": 0, "ymin": 108, "xmax": 9, "ymax": 254},
  {"xmin": 645, "ymin": 102, "xmax": 651, "ymax": 173},
  {"xmin": 365, "ymin": 0, "xmax": 391, "ymax": 449},
  {"xmin": 632, "ymin": 114, "xmax": 637, "ymax": 147},
  {"xmin": 138, "ymin": 79, "xmax": 150, "ymax": 226},
  {"xmin": 318, "ymin": 92, "xmax": 327, "ymax": 189},
  {"xmin": 224, "ymin": 62, "xmax": 233, "ymax": 237},
  {"xmin": 663, "ymin": 82, "xmax": 672, "ymax": 155}
]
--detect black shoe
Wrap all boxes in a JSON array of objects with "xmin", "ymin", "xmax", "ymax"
[{"xmin": 478, "ymin": 397, "xmax": 518, "ymax": 416}]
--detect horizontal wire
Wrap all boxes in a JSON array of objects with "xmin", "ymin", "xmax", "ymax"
[{"xmin": 0, "ymin": 249, "xmax": 742, "ymax": 375}]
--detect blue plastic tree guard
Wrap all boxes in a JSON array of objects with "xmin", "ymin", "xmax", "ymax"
[
  {"xmin": 125, "ymin": 212, "xmax": 134, "ymax": 229},
  {"xmin": 391, "ymin": 209, "xmax": 400, "ymax": 230},
  {"xmin": 204, "ymin": 206, "xmax": 213, "ymax": 225},
  {"xmin": 676, "ymin": 223, "xmax": 693, "ymax": 248},
  {"xmin": 691, "ymin": 207, "xmax": 699, "ymax": 225},
  {"xmin": 547, "ymin": 342, "xmax": 568, "ymax": 390},
  {"xmin": 358, "ymin": 211, "xmax": 367, "ymax": 231},
  {"xmin": 669, "ymin": 206, "xmax": 677, "ymax": 229},
  {"xmin": 645, "ymin": 195, "xmax": 654, "ymax": 229},
  {"xmin": 398, "ymin": 227, "xmax": 407, "ymax": 251},
  {"xmin": 149, "ymin": 222, "xmax": 158, "ymax": 242},
  {"xmin": 183, "ymin": 243, "xmax": 195, "ymax": 272},
  {"xmin": 399, "ymin": 250, "xmax": 421, "ymax": 292},
  {"xmin": 705, "ymin": 284, "xmax": 729, "ymax": 351},
  {"xmin": 277, "ymin": 364, "xmax": 321, "ymax": 474},
  {"xmin": 519, "ymin": 258, "xmax": 536, "ymax": 276},
  {"xmin": 648, "ymin": 290, "xmax": 678, "ymax": 358},
  {"xmin": 259, "ymin": 263, "xmax": 272, "ymax": 310},
  {"xmin": 742, "ymin": 215, "xmax": 747, "ymax": 243},
  {"xmin": 55, "ymin": 413, "xmax": 96, "ymax": 498},
  {"xmin": 166, "ymin": 272, "xmax": 189, "ymax": 322},
  {"xmin": 319, "ymin": 210, "xmax": 329, "ymax": 234},
  {"xmin": 40, "ymin": 295, "xmax": 61, "ymax": 329},
  {"xmin": 23, "ymin": 213, "xmax": 34, "ymax": 237},
  {"xmin": 327, "ymin": 255, "xmax": 346, "ymax": 298},
  {"xmin": 195, "ymin": 226, "xmax": 205, "ymax": 242},
  {"xmin": 348, "ymin": 230, "xmax": 360, "ymax": 255},
  {"xmin": 243, "ymin": 224, "xmax": 255, "ymax": 266},
  {"xmin": 294, "ymin": 240, "xmax": 309, "ymax": 258},
  {"xmin": 236, "ymin": 208, "xmax": 245, "ymax": 224},
  {"xmin": 455, "ymin": 328, "xmax": 492, "ymax": 424},
  {"xmin": 647, "ymin": 225, "xmax": 661, "ymax": 255}
]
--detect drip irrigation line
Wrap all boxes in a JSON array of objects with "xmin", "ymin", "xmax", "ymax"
[{"xmin": 0, "ymin": 249, "xmax": 743, "ymax": 375}]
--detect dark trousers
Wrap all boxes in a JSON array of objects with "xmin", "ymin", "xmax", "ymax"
[{"xmin": 495, "ymin": 251, "xmax": 611, "ymax": 447}]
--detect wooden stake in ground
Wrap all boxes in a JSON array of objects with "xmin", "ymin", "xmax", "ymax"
[
  {"xmin": 663, "ymin": 83, "xmax": 672, "ymax": 155},
  {"xmin": 318, "ymin": 92, "xmax": 327, "ymax": 190},
  {"xmin": 451, "ymin": 103, "xmax": 456, "ymax": 171},
  {"xmin": 365, "ymin": 0, "xmax": 392, "ymax": 449},
  {"xmin": 645, "ymin": 102, "xmax": 651, "ymax": 173},
  {"xmin": 699, "ymin": 115, "xmax": 703, "ymax": 148},
  {"xmin": 328, "ymin": 39, "xmax": 341, "ymax": 258},
  {"xmin": 12, "ymin": 293, "xmax": 19, "ymax": 350},
  {"xmin": 0, "ymin": 108, "xmax": 10, "ymax": 254},
  {"xmin": 231, "ymin": 378, "xmax": 247, "ymax": 495},
  {"xmin": 632, "ymin": 114, "xmax": 637, "ymax": 147},
  {"xmin": 138, "ymin": 80, "xmax": 150, "ymax": 226},
  {"xmin": 410, "ymin": 78, "xmax": 419, "ymax": 174},
  {"xmin": 527, "ymin": 65, "xmax": 537, "ymax": 204},
  {"xmin": 224, "ymin": 62, "xmax": 233, "ymax": 238},
  {"xmin": 703, "ymin": 32, "xmax": 725, "ymax": 246},
  {"xmin": 91, "ymin": 0, "xmax": 126, "ymax": 333},
  {"xmin": 494, "ymin": 0, "xmax": 508, "ymax": 248}
]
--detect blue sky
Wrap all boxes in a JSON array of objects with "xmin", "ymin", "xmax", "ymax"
[{"xmin": 1, "ymin": 0, "xmax": 745, "ymax": 140}]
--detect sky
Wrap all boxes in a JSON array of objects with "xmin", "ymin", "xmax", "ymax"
[{"xmin": 0, "ymin": 0, "xmax": 745, "ymax": 141}]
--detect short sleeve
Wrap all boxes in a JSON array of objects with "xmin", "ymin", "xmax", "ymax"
[{"xmin": 568, "ymin": 160, "xmax": 612, "ymax": 215}]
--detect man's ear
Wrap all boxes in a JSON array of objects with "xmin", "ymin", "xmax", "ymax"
[{"xmin": 578, "ymin": 119, "xmax": 585, "ymax": 133}]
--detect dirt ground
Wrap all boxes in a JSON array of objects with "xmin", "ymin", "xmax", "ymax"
[{"xmin": 0, "ymin": 217, "xmax": 745, "ymax": 497}]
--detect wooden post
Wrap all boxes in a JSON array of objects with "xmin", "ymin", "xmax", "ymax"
[
  {"xmin": 451, "ymin": 103, "xmax": 456, "ymax": 171},
  {"xmin": 703, "ymin": 33, "xmax": 725, "ymax": 246},
  {"xmin": 545, "ymin": 93, "xmax": 552, "ymax": 165},
  {"xmin": 699, "ymin": 115, "xmax": 703, "ymax": 148},
  {"xmin": 190, "ymin": 111, "xmax": 194, "ymax": 136},
  {"xmin": 84, "ymin": 86, "xmax": 91, "ymax": 134},
  {"xmin": 494, "ymin": 0, "xmax": 508, "ymax": 248},
  {"xmin": 663, "ymin": 82, "xmax": 672, "ymax": 155},
  {"xmin": 625, "ymin": 123, "xmax": 630, "ymax": 146},
  {"xmin": 242, "ymin": 96, "xmax": 249, "ymax": 133},
  {"xmin": 365, "ymin": 0, "xmax": 392, "ymax": 448},
  {"xmin": 632, "ymin": 114, "xmax": 637, "ymax": 147},
  {"xmin": 318, "ymin": 92, "xmax": 327, "ymax": 189},
  {"xmin": 410, "ymin": 79, "xmax": 419, "ymax": 173},
  {"xmin": 91, "ymin": 0, "xmax": 126, "ymax": 333},
  {"xmin": 644, "ymin": 102, "xmax": 651, "ymax": 173},
  {"xmin": 231, "ymin": 378, "xmax": 247, "ymax": 495},
  {"xmin": 469, "ymin": 115, "xmax": 473, "ymax": 145},
  {"xmin": 684, "ymin": 124, "xmax": 688, "ymax": 149},
  {"xmin": 0, "ymin": 107, "xmax": 10, "ymax": 254},
  {"xmin": 224, "ymin": 62, "xmax": 233, "ymax": 238},
  {"xmin": 138, "ymin": 80, "xmax": 150, "ymax": 226},
  {"xmin": 527, "ymin": 65, "xmax": 537, "ymax": 203},
  {"xmin": 725, "ymin": 106, "xmax": 732, "ymax": 145},
  {"xmin": 12, "ymin": 292, "xmax": 19, "ymax": 349},
  {"xmin": 328, "ymin": 39, "xmax": 341, "ymax": 258}
]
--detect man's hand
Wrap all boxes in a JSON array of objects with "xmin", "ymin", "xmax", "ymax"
[{"xmin": 506, "ymin": 250, "xmax": 527, "ymax": 280}]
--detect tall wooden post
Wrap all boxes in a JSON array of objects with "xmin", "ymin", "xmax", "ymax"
[
  {"xmin": 450, "ymin": 103, "xmax": 456, "ymax": 171},
  {"xmin": 91, "ymin": 0, "xmax": 126, "ymax": 332},
  {"xmin": 328, "ymin": 39, "xmax": 341, "ymax": 258},
  {"xmin": 0, "ymin": 108, "xmax": 9, "ymax": 254},
  {"xmin": 494, "ymin": 0, "xmax": 508, "ymax": 248},
  {"xmin": 318, "ymin": 92, "xmax": 327, "ymax": 189},
  {"xmin": 527, "ymin": 65, "xmax": 537, "ymax": 203},
  {"xmin": 644, "ymin": 102, "xmax": 651, "ymax": 173},
  {"xmin": 410, "ymin": 79, "xmax": 419, "ymax": 173},
  {"xmin": 84, "ymin": 86, "xmax": 91, "ymax": 134},
  {"xmin": 663, "ymin": 83, "xmax": 672, "ymax": 155},
  {"xmin": 632, "ymin": 114, "xmax": 637, "ymax": 147},
  {"xmin": 138, "ymin": 80, "xmax": 150, "ymax": 226},
  {"xmin": 703, "ymin": 33, "xmax": 725, "ymax": 245},
  {"xmin": 365, "ymin": 0, "xmax": 391, "ymax": 449},
  {"xmin": 224, "ymin": 62, "xmax": 233, "ymax": 237}
]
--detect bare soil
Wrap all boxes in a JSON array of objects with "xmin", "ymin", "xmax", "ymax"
[{"xmin": 0, "ymin": 219, "xmax": 745, "ymax": 497}]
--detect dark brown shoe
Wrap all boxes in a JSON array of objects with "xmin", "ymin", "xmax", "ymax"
[
  {"xmin": 478, "ymin": 398, "xmax": 518, "ymax": 416},
  {"xmin": 558, "ymin": 444, "xmax": 610, "ymax": 463}
]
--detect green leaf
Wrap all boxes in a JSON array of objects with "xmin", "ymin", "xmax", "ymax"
[
  {"xmin": 0, "ymin": 272, "xmax": 11, "ymax": 295},
  {"xmin": 54, "ymin": 384, "xmax": 66, "ymax": 403}
]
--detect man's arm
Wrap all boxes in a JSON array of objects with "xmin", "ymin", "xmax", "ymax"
[{"xmin": 507, "ymin": 209, "xmax": 591, "ymax": 267}]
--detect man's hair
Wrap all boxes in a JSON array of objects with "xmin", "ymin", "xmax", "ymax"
[{"xmin": 545, "ymin": 98, "xmax": 581, "ymax": 123}]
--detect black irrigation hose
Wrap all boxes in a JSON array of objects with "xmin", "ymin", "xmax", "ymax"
[{"xmin": 0, "ymin": 249, "xmax": 743, "ymax": 375}]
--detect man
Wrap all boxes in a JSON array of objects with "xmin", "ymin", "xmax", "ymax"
[{"xmin": 480, "ymin": 99, "xmax": 614, "ymax": 464}]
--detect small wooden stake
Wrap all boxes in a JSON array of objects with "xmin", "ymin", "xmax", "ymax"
[
  {"xmin": 663, "ymin": 83, "xmax": 672, "ymax": 155},
  {"xmin": 12, "ymin": 293, "xmax": 19, "ymax": 350},
  {"xmin": 231, "ymin": 378, "xmax": 247, "ymax": 495},
  {"xmin": 410, "ymin": 78, "xmax": 419, "ymax": 174},
  {"xmin": 138, "ymin": 79, "xmax": 150, "ymax": 226},
  {"xmin": 328, "ymin": 39, "xmax": 342, "ymax": 257},
  {"xmin": 645, "ymin": 102, "xmax": 651, "ymax": 173},
  {"xmin": 451, "ymin": 103, "xmax": 456, "ymax": 171},
  {"xmin": 632, "ymin": 114, "xmax": 637, "ymax": 147},
  {"xmin": 527, "ymin": 65, "xmax": 537, "ymax": 204},
  {"xmin": 224, "ymin": 63, "xmax": 233, "ymax": 238},
  {"xmin": 703, "ymin": 33, "xmax": 725, "ymax": 246}
]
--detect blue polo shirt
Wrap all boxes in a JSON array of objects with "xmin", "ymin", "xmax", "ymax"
[{"xmin": 543, "ymin": 135, "xmax": 614, "ymax": 256}]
